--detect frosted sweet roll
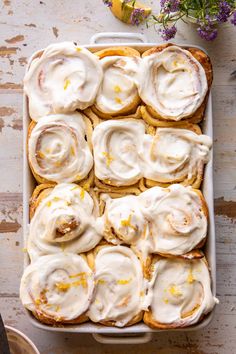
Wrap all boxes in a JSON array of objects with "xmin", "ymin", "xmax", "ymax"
[
  {"xmin": 144, "ymin": 256, "xmax": 218, "ymax": 328},
  {"xmin": 141, "ymin": 127, "xmax": 212, "ymax": 188},
  {"xmin": 28, "ymin": 183, "xmax": 102, "ymax": 261},
  {"xmin": 24, "ymin": 42, "xmax": 103, "ymax": 120},
  {"xmin": 88, "ymin": 245, "xmax": 146, "ymax": 327},
  {"xmin": 94, "ymin": 47, "xmax": 141, "ymax": 117},
  {"xmin": 139, "ymin": 45, "xmax": 211, "ymax": 123},
  {"xmin": 140, "ymin": 184, "xmax": 208, "ymax": 255},
  {"xmin": 92, "ymin": 119, "xmax": 145, "ymax": 186},
  {"xmin": 20, "ymin": 253, "xmax": 94, "ymax": 324},
  {"xmin": 28, "ymin": 113, "xmax": 93, "ymax": 184}
]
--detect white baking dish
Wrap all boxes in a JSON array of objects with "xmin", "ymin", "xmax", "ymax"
[{"xmin": 22, "ymin": 32, "xmax": 216, "ymax": 344}]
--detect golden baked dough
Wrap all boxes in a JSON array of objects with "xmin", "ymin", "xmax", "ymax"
[
  {"xmin": 27, "ymin": 113, "xmax": 93, "ymax": 184},
  {"xmin": 143, "ymin": 255, "xmax": 217, "ymax": 329},
  {"xmin": 93, "ymin": 47, "xmax": 141, "ymax": 118},
  {"xmin": 140, "ymin": 44, "xmax": 213, "ymax": 125},
  {"xmin": 87, "ymin": 244, "xmax": 145, "ymax": 327},
  {"xmin": 141, "ymin": 123, "xmax": 203, "ymax": 190}
]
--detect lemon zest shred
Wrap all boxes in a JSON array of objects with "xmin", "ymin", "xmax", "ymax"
[
  {"xmin": 64, "ymin": 79, "xmax": 71, "ymax": 90},
  {"xmin": 187, "ymin": 269, "xmax": 195, "ymax": 284},
  {"xmin": 69, "ymin": 272, "xmax": 87, "ymax": 279},
  {"xmin": 56, "ymin": 282, "xmax": 71, "ymax": 291},
  {"xmin": 169, "ymin": 285, "xmax": 182, "ymax": 297},
  {"xmin": 102, "ymin": 151, "xmax": 114, "ymax": 167},
  {"xmin": 35, "ymin": 298, "xmax": 41, "ymax": 305},
  {"xmin": 114, "ymin": 85, "xmax": 122, "ymax": 93},
  {"xmin": 115, "ymin": 97, "xmax": 122, "ymax": 104},
  {"xmin": 53, "ymin": 197, "xmax": 60, "ymax": 202},
  {"xmin": 70, "ymin": 146, "xmax": 75, "ymax": 156},
  {"xmin": 80, "ymin": 188, "xmax": 85, "ymax": 200},
  {"xmin": 117, "ymin": 278, "xmax": 131, "ymax": 285},
  {"xmin": 120, "ymin": 214, "xmax": 137, "ymax": 231}
]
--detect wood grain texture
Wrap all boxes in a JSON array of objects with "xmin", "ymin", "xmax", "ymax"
[{"xmin": 0, "ymin": 0, "xmax": 236, "ymax": 353}]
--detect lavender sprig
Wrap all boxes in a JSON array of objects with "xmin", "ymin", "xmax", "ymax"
[
  {"xmin": 130, "ymin": 8, "xmax": 148, "ymax": 26},
  {"xmin": 160, "ymin": 0, "xmax": 180, "ymax": 14},
  {"xmin": 160, "ymin": 25, "xmax": 177, "ymax": 40}
]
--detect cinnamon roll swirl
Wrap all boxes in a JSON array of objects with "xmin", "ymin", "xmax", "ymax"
[
  {"xmin": 139, "ymin": 44, "xmax": 212, "ymax": 124},
  {"xmin": 24, "ymin": 42, "xmax": 103, "ymax": 121},
  {"xmin": 97, "ymin": 193, "xmax": 148, "ymax": 247},
  {"xmin": 139, "ymin": 184, "xmax": 208, "ymax": 256},
  {"xmin": 87, "ymin": 245, "xmax": 146, "ymax": 327},
  {"xmin": 20, "ymin": 253, "xmax": 94, "ymax": 325},
  {"xmin": 144, "ymin": 256, "xmax": 218, "ymax": 328},
  {"xmin": 92, "ymin": 119, "xmax": 145, "ymax": 186},
  {"xmin": 93, "ymin": 47, "xmax": 141, "ymax": 118},
  {"xmin": 140, "ymin": 127, "xmax": 212, "ymax": 188},
  {"xmin": 28, "ymin": 113, "xmax": 93, "ymax": 184},
  {"xmin": 27, "ymin": 183, "xmax": 102, "ymax": 261}
]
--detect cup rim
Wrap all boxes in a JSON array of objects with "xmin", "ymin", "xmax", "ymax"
[{"xmin": 5, "ymin": 325, "xmax": 40, "ymax": 354}]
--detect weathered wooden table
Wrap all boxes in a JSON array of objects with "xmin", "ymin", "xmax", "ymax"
[{"xmin": 0, "ymin": 1, "xmax": 236, "ymax": 353}]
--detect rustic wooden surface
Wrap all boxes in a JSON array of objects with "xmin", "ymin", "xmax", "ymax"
[{"xmin": 0, "ymin": 0, "xmax": 236, "ymax": 353}]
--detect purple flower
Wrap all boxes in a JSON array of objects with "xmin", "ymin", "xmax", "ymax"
[
  {"xmin": 197, "ymin": 25, "xmax": 218, "ymax": 41},
  {"xmin": 161, "ymin": 25, "xmax": 177, "ymax": 41},
  {"xmin": 231, "ymin": 11, "xmax": 236, "ymax": 25},
  {"xmin": 103, "ymin": 0, "xmax": 112, "ymax": 7},
  {"xmin": 216, "ymin": 1, "xmax": 231, "ymax": 23},
  {"xmin": 160, "ymin": 0, "xmax": 180, "ymax": 14},
  {"xmin": 130, "ymin": 8, "xmax": 148, "ymax": 26}
]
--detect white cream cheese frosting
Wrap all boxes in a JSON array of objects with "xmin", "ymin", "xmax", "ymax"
[
  {"xmin": 28, "ymin": 183, "xmax": 102, "ymax": 261},
  {"xmin": 138, "ymin": 46, "xmax": 208, "ymax": 120},
  {"xmin": 28, "ymin": 113, "xmax": 93, "ymax": 183},
  {"xmin": 24, "ymin": 42, "xmax": 103, "ymax": 120},
  {"xmin": 98, "ymin": 184, "xmax": 207, "ymax": 256},
  {"xmin": 146, "ymin": 257, "xmax": 218, "ymax": 326},
  {"xmin": 20, "ymin": 253, "xmax": 94, "ymax": 321},
  {"xmin": 95, "ymin": 56, "xmax": 140, "ymax": 114},
  {"xmin": 140, "ymin": 128, "xmax": 212, "ymax": 183},
  {"xmin": 88, "ymin": 246, "xmax": 146, "ymax": 327},
  {"xmin": 92, "ymin": 119, "xmax": 145, "ymax": 186},
  {"xmin": 139, "ymin": 184, "xmax": 208, "ymax": 255},
  {"xmin": 92, "ymin": 120, "xmax": 212, "ymax": 186},
  {"xmin": 98, "ymin": 194, "xmax": 149, "ymax": 249}
]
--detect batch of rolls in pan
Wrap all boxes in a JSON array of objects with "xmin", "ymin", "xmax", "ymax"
[{"xmin": 20, "ymin": 41, "xmax": 218, "ymax": 329}]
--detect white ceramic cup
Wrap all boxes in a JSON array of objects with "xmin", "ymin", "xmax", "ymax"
[{"xmin": 5, "ymin": 326, "xmax": 40, "ymax": 354}]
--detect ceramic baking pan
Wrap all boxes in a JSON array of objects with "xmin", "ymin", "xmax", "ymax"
[{"xmin": 23, "ymin": 32, "xmax": 216, "ymax": 344}]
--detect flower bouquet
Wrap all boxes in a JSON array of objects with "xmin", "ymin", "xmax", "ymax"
[
  {"xmin": 103, "ymin": 0, "xmax": 236, "ymax": 41},
  {"xmin": 155, "ymin": 0, "xmax": 236, "ymax": 40}
]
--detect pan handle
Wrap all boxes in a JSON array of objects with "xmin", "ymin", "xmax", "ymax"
[
  {"xmin": 90, "ymin": 32, "xmax": 147, "ymax": 44},
  {"xmin": 92, "ymin": 332, "xmax": 152, "ymax": 344}
]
